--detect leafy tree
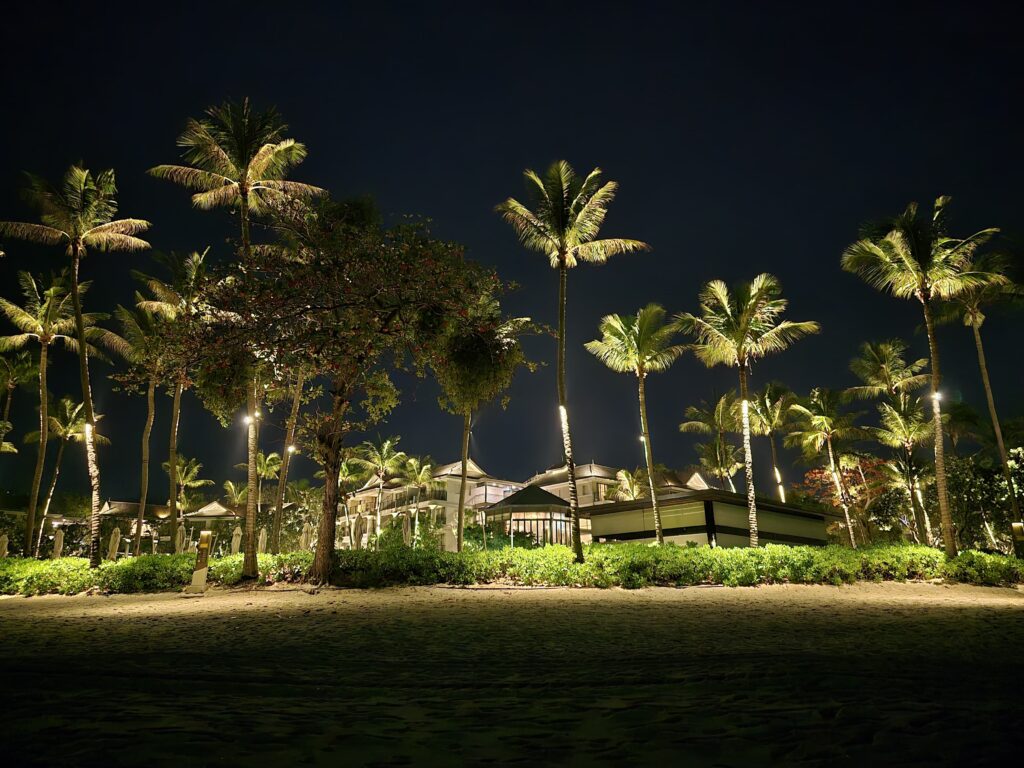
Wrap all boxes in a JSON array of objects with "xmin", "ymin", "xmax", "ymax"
[
  {"xmin": 935, "ymin": 252, "xmax": 1022, "ymax": 520},
  {"xmin": 0, "ymin": 271, "xmax": 111, "ymax": 554},
  {"xmin": 585, "ymin": 304, "xmax": 684, "ymax": 543},
  {"xmin": 942, "ymin": 401, "xmax": 985, "ymax": 454},
  {"xmin": 841, "ymin": 195, "xmax": 1002, "ymax": 556},
  {"xmin": 749, "ymin": 382, "xmax": 795, "ymax": 502},
  {"xmin": 677, "ymin": 274, "xmax": 819, "ymax": 546},
  {"xmin": 788, "ymin": 388, "xmax": 866, "ymax": 547},
  {"xmin": 433, "ymin": 294, "xmax": 533, "ymax": 550},
  {"xmin": 497, "ymin": 160, "xmax": 649, "ymax": 562},
  {"xmin": 613, "ymin": 468, "xmax": 648, "ymax": 501},
  {"xmin": 0, "ymin": 165, "xmax": 151, "ymax": 566},
  {"xmin": 271, "ymin": 370, "xmax": 311, "ymax": 553}
]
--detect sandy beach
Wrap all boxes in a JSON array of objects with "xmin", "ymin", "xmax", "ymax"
[{"xmin": 2, "ymin": 582, "xmax": 1021, "ymax": 766}]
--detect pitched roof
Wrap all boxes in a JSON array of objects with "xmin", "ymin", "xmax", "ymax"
[
  {"xmin": 486, "ymin": 484, "xmax": 569, "ymax": 510},
  {"xmin": 527, "ymin": 462, "xmax": 619, "ymax": 487},
  {"xmin": 431, "ymin": 458, "xmax": 490, "ymax": 480},
  {"xmin": 99, "ymin": 500, "xmax": 171, "ymax": 518}
]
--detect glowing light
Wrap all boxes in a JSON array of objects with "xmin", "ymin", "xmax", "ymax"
[
  {"xmin": 639, "ymin": 435, "xmax": 646, "ymax": 443},
  {"xmin": 254, "ymin": 410, "xmax": 262, "ymax": 419},
  {"xmin": 84, "ymin": 422, "xmax": 93, "ymax": 438},
  {"xmin": 287, "ymin": 445, "xmax": 297, "ymax": 454},
  {"xmin": 243, "ymin": 416, "xmax": 253, "ymax": 426},
  {"xmin": 932, "ymin": 392, "xmax": 942, "ymax": 401}
]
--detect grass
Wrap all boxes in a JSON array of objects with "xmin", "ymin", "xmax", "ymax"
[{"xmin": 1, "ymin": 543, "xmax": 1021, "ymax": 595}]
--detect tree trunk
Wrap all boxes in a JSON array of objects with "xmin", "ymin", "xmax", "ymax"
[
  {"xmin": 133, "ymin": 376, "xmax": 156, "ymax": 556},
  {"xmin": 25, "ymin": 342, "xmax": 48, "ymax": 556},
  {"xmin": 456, "ymin": 411, "xmax": 470, "ymax": 552},
  {"xmin": 35, "ymin": 439, "xmax": 66, "ymax": 557},
  {"xmin": 70, "ymin": 244, "xmax": 103, "ymax": 568},
  {"xmin": 737, "ymin": 366, "xmax": 759, "ymax": 547},
  {"xmin": 272, "ymin": 371, "xmax": 304, "ymax": 553},
  {"xmin": 166, "ymin": 375, "xmax": 183, "ymax": 550},
  {"xmin": 242, "ymin": 378, "xmax": 260, "ymax": 579},
  {"xmin": 971, "ymin": 322, "xmax": 1019, "ymax": 521},
  {"xmin": 768, "ymin": 432, "xmax": 785, "ymax": 502},
  {"xmin": 826, "ymin": 438, "xmax": 857, "ymax": 548},
  {"xmin": 1, "ymin": 383, "xmax": 13, "ymax": 442},
  {"xmin": 556, "ymin": 261, "xmax": 584, "ymax": 563},
  {"xmin": 921, "ymin": 300, "xmax": 956, "ymax": 557},
  {"xmin": 637, "ymin": 371, "xmax": 663, "ymax": 544},
  {"xmin": 310, "ymin": 386, "xmax": 350, "ymax": 584}
]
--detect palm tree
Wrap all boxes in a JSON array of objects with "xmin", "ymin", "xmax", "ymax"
[
  {"xmin": 679, "ymin": 393, "xmax": 741, "ymax": 492},
  {"xmin": 497, "ymin": 160, "xmax": 649, "ymax": 562},
  {"xmin": 847, "ymin": 339, "xmax": 929, "ymax": 401},
  {"xmin": 336, "ymin": 458, "xmax": 369, "ymax": 549},
  {"xmin": 401, "ymin": 456, "xmax": 436, "ymax": 546},
  {"xmin": 26, "ymin": 398, "xmax": 108, "ymax": 556},
  {"xmin": 841, "ymin": 196, "xmax": 1002, "ymax": 556},
  {"xmin": 351, "ymin": 437, "xmax": 407, "ymax": 546},
  {"xmin": 111, "ymin": 302, "xmax": 165, "ymax": 555},
  {"xmin": 162, "ymin": 455, "xmax": 213, "ymax": 513},
  {"xmin": 271, "ymin": 370, "xmax": 306, "ymax": 553},
  {"xmin": 749, "ymin": 382, "xmax": 795, "ymax": 502},
  {"xmin": 149, "ymin": 98, "xmax": 323, "ymax": 262},
  {"xmin": 935, "ymin": 253, "xmax": 1021, "ymax": 520},
  {"xmin": 0, "ymin": 271, "xmax": 110, "ymax": 554},
  {"xmin": 585, "ymin": 304, "xmax": 684, "ymax": 544},
  {"xmin": 942, "ymin": 401, "xmax": 984, "ymax": 454},
  {"xmin": 872, "ymin": 395, "xmax": 934, "ymax": 543},
  {"xmin": 677, "ymin": 274, "xmax": 819, "ymax": 546},
  {"xmin": 222, "ymin": 480, "xmax": 248, "ymax": 508},
  {"xmin": 0, "ymin": 165, "xmax": 150, "ymax": 566},
  {"xmin": 613, "ymin": 468, "xmax": 648, "ymax": 501},
  {"xmin": 134, "ymin": 249, "xmax": 208, "ymax": 544},
  {"xmin": 788, "ymin": 388, "xmax": 866, "ymax": 547},
  {"xmin": 236, "ymin": 450, "xmax": 281, "ymax": 517},
  {"xmin": 0, "ymin": 351, "xmax": 35, "ymax": 447}
]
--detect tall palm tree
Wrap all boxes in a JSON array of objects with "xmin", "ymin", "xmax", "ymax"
[
  {"xmin": 271, "ymin": 370, "xmax": 306, "ymax": 553},
  {"xmin": 162, "ymin": 455, "xmax": 213, "ymax": 513},
  {"xmin": 680, "ymin": 393, "xmax": 740, "ymax": 492},
  {"xmin": 0, "ymin": 165, "xmax": 151, "ymax": 566},
  {"xmin": 841, "ymin": 196, "xmax": 1002, "ymax": 556},
  {"xmin": 351, "ymin": 437, "xmax": 407, "ymax": 546},
  {"xmin": 935, "ymin": 253, "xmax": 1021, "ymax": 520},
  {"xmin": 337, "ymin": 458, "xmax": 369, "ymax": 550},
  {"xmin": 613, "ymin": 468, "xmax": 648, "ymax": 501},
  {"xmin": 222, "ymin": 480, "xmax": 249, "ymax": 508},
  {"xmin": 788, "ymin": 388, "xmax": 866, "ymax": 547},
  {"xmin": 0, "ymin": 272, "xmax": 110, "ymax": 554},
  {"xmin": 149, "ymin": 98, "xmax": 323, "ymax": 262},
  {"xmin": 585, "ymin": 304, "xmax": 684, "ymax": 544},
  {"xmin": 111, "ymin": 301, "xmax": 165, "ymax": 555},
  {"xmin": 236, "ymin": 450, "xmax": 281, "ymax": 516},
  {"xmin": 749, "ymin": 382, "xmax": 795, "ymax": 502},
  {"xmin": 847, "ymin": 339, "xmax": 929, "ymax": 401},
  {"xmin": 497, "ymin": 160, "xmax": 649, "ymax": 562},
  {"xmin": 872, "ymin": 395, "xmax": 934, "ymax": 543},
  {"xmin": 0, "ymin": 351, "xmax": 35, "ymax": 447},
  {"xmin": 401, "ymin": 456, "xmax": 436, "ymax": 546},
  {"xmin": 677, "ymin": 274, "xmax": 819, "ymax": 546},
  {"xmin": 134, "ymin": 249, "xmax": 208, "ymax": 545},
  {"xmin": 26, "ymin": 398, "xmax": 108, "ymax": 556}
]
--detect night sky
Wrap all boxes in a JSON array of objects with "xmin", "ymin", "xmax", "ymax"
[{"xmin": 1, "ymin": 1, "xmax": 1022, "ymax": 503}]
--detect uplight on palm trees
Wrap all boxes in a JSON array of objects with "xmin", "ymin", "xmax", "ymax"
[
  {"xmin": 497, "ymin": 160, "xmax": 649, "ymax": 562},
  {"xmin": 585, "ymin": 304, "xmax": 684, "ymax": 544},
  {"xmin": 677, "ymin": 275, "xmax": 819, "ymax": 546},
  {"xmin": 0, "ymin": 165, "xmax": 151, "ymax": 567},
  {"xmin": 842, "ymin": 195, "xmax": 1002, "ymax": 557}
]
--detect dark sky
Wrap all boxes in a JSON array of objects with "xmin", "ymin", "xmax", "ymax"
[{"xmin": 1, "ymin": 1, "xmax": 1022, "ymax": 502}]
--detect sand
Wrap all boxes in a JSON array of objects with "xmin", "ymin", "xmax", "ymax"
[{"xmin": 1, "ymin": 582, "xmax": 1022, "ymax": 766}]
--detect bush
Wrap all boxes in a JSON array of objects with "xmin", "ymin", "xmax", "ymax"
[{"xmin": 0, "ymin": 543, "xmax": 1020, "ymax": 595}]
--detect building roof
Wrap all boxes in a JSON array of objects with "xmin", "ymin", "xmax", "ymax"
[
  {"xmin": 586, "ymin": 489, "xmax": 844, "ymax": 521},
  {"xmin": 431, "ymin": 458, "xmax": 491, "ymax": 480},
  {"xmin": 187, "ymin": 500, "xmax": 243, "ymax": 520},
  {"xmin": 99, "ymin": 500, "xmax": 171, "ymax": 519},
  {"xmin": 486, "ymin": 484, "xmax": 570, "ymax": 510},
  {"xmin": 527, "ymin": 462, "xmax": 619, "ymax": 487}
]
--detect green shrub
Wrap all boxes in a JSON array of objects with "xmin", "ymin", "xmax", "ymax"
[{"xmin": 944, "ymin": 550, "xmax": 1023, "ymax": 586}]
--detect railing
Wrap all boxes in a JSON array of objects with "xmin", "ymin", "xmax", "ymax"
[{"xmin": 381, "ymin": 487, "xmax": 448, "ymax": 511}]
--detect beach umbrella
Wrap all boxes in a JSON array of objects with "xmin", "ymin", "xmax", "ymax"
[
  {"xmin": 0, "ymin": 533, "xmax": 8, "ymax": 558},
  {"xmin": 258, "ymin": 527, "xmax": 267, "ymax": 554},
  {"xmin": 230, "ymin": 526, "xmax": 243, "ymax": 555},
  {"xmin": 175, "ymin": 524, "xmax": 186, "ymax": 554},
  {"xmin": 51, "ymin": 528, "xmax": 64, "ymax": 559},
  {"xmin": 300, "ymin": 521, "xmax": 313, "ymax": 551},
  {"xmin": 352, "ymin": 513, "xmax": 365, "ymax": 551},
  {"xmin": 107, "ymin": 527, "xmax": 121, "ymax": 561}
]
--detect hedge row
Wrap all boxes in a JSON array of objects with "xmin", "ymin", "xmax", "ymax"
[{"xmin": 0, "ymin": 544, "xmax": 1021, "ymax": 596}]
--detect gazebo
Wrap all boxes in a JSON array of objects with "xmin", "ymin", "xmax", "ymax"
[{"xmin": 484, "ymin": 485, "xmax": 577, "ymax": 546}]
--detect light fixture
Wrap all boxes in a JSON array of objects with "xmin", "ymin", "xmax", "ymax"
[
  {"xmin": 243, "ymin": 415, "xmax": 253, "ymax": 426},
  {"xmin": 639, "ymin": 435, "xmax": 646, "ymax": 443},
  {"xmin": 932, "ymin": 392, "xmax": 942, "ymax": 401},
  {"xmin": 287, "ymin": 445, "xmax": 297, "ymax": 454},
  {"xmin": 254, "ymin": 410, "xmax": 262, "ymax": 419}
]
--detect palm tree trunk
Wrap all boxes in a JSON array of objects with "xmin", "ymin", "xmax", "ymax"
[
  {"xmin": 24, "ymin": 342, "xmax": 48, "ymax": 556},
  {"xmin": 970, "ymin": 322, "xmax": 1019, "ymax": 521},
  {"xmin": 375, "ymin": 480, "xmax": 384, "ymax": 549},
  {"xmin": 457, "ymin": 411, "xmax": 470, "ymax": 552},
  {"xmin": 70, "ymin": 244, "xmax": 103, "ymax": 568},
  {"xmin": 768, "ymin": 432, "xmax": 785, "ymax": 502},
  {"xmin": 272, "ymin": 372, "xmax": 304, "ymax": 553},
  {"xmin": 921, "ymin": 300, "xmax": 956, "ymax": 557},
  {"xmin": 556, "ymin": 262, "xmax": 584, "ymax": 563},
  {"xmin": 826, "ymin": 438, "xmax": 857, "ymax": 548},
  {"xmin": 35, "ymin": 439, "xmax": 66, "ymax": 556},
  {"xmin": 637, "ymin": 372, "xmax": 664, "ymax": 544},
  {"xmin": 133, "ymin": 376, "xmax": 156, "ymax": 556},
  {"xmin": 166, "ymin": 375, "xmax": 183, "ymax": 549},
  {"xmin": 737, "ymin": 366, "xmax": 759, "ymax": 547},
  {"xmin": 242, "ymin": 378, "xmax": 260, "ymax": 579},
  {"xmin": 239, "ymin": 189, "xmax": 252, "ymax": 260},
  {"xmin": 1, "ymin": 383, "xmax": 13, "ymax": 440}
]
